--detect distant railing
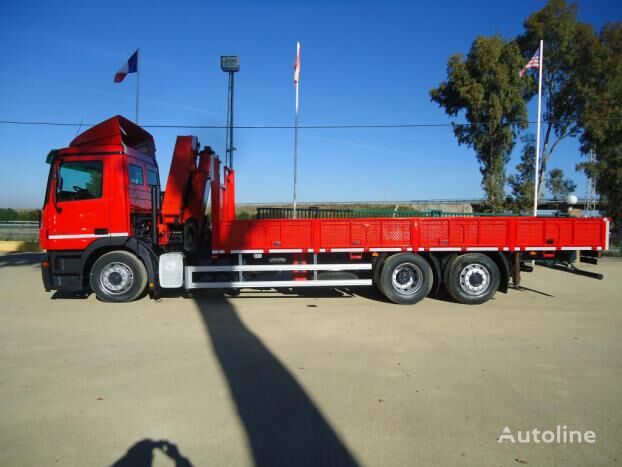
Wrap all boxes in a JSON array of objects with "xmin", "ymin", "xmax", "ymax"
[
  {"xmin": 0, "ymin": 220, "xmax": 39, "ymax": 225},
  {"xmin": 0, "ymin": 221, "xmax": 39, "ymax": 241},
  {"xmin": 255, "ymin": 207, "xmax": 521, "ymax": 220}
]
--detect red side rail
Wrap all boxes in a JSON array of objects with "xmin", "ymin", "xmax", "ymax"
[{"xmin": 211, "ymin": 216, "xmax": 610, "ymax": 255}]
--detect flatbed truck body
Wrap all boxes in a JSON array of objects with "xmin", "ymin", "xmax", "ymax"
[{"xmin": 39, "ymin": 116, "xmax": 610, "ymax": 305}]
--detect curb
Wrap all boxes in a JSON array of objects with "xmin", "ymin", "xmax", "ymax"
[{"xmin": 0, "ymin": 241, "xmax": 42, "ymax": 253}]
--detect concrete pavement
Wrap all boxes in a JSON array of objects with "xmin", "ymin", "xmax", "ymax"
[{"xmin": 0, "ymin": 253, "xmax": 621, "ymax": 466}]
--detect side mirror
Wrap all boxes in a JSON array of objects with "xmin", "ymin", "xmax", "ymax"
[{"xmin": 52, "ymin": 165, "xmax": 63, "ymax": 213}]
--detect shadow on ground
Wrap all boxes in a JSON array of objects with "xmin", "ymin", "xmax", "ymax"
[
  {"xmin": 0, "ymin": 252, "xmax": 44, "ymax": 268},
  {"xmin": 111, "ymin": 439, "xmax": 193, "ymax": 467},
  {"xmin": 229, "ymin": 286, "xmax": 390, "ymax": 304},
  {"xmin": 510, "ymin": 285, "xmax": 554, "ymax": 297},
  {"xmin": 193, "ymin": 291, "xmax": 359, "ymax": 467}
]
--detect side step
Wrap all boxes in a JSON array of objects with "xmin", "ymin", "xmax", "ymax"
[
  {"xmin": 191, "ymin": 263, "xmax": 372, "ymax": 272},
  {"xmin": 184, "ymin": 263, "xmax": 372, "ymax": 289},
  {"xmin": 185, "ymin": 278, "xmax": 372, "ymax": 289}
]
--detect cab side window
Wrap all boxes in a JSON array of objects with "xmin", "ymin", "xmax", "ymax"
[
  {"xmin": 57, "ymin": 161, "xmax": 103, "ymax": 202},
  {"xmin": 129, "ymin": 164, "xmax": 144, "ymax": 186},
  {"xmin": 147, "ymin": 169, "xmax": 159, "ymax": 187}
]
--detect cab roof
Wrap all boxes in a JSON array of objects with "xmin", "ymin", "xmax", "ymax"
[
  {"xmin": 71, "ymin": 115, "xmax": 156, "ymax": 156},
  {"xmin": 47, "ymin": 115, "xmax": 156, "ymax": 163}
]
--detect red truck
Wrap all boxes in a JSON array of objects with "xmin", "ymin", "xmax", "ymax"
[{"xmin": 39, "ymin": 115, "xmax": 610, "ymax": 304}]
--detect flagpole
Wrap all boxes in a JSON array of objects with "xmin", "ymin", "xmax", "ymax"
[
  {"xmin": 293, "ymin": 42, "xmax": 300, "ymax": 219},
  {"xmin": 533, "ymin": 40, "xmax": 543, "ymax": 217},
  {"xmin": 135, "ymin": 49, "xmax": 140, "ymax": 124},
  {"xmin": 293, "ymin": 84, "xmax": 299, "ymax": 219}
]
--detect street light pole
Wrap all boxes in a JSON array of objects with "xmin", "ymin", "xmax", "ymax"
[
  {"xmin": 227, "ymin": 71, "xmax": 235, "ymax": 167},
  {"xmin": 221, "ymin": 56, "xmax": 240, "ymax": 168}
]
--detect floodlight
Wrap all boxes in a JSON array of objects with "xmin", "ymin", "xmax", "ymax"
[{"xmin": 221, "ymin": 56, "xmax": 240, "ymax": 72}]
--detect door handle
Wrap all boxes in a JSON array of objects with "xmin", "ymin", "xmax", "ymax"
[{"xmin": 94, "ymin": 228, "xmax": 109, "ymax": 235}]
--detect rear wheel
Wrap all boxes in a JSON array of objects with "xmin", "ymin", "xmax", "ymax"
[
  {"xmin": 379, "ymin": 253, "xmax": 433, "ymax": 305},
  {"xmin": 184, "ymin": 219, "xmax": 199, "ymax": 254},
  {"xmin": 373, "ymin": 257, "xmax": 386, "ymax": 296},
  {"xmin": 89, "ymin": 251, "xmax": 147, "ymax": 302},
  {"xmin": 445, "ymin": 253, "xmax": 500, "ymax": 305}
]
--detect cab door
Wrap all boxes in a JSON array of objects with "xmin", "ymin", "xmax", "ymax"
[{"xmin": 46, "ymin": 158, "xmax": 112, "ymax": 250}]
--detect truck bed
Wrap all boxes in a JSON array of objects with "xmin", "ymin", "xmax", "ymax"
[{"xmin": 213, "ymin": 216, "xmax": 610, "ymax": 254}]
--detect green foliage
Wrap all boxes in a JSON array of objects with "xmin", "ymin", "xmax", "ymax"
[
  {"xmin": 0, "ymin": 209, "xmax": 39, "ymax": 221},
  {"xmin": 430, "ymin": 35, "xmax": 532, "ymax": 212},
  {"xmin": 507, "ymin": 134, "xmax": 536, "ymax": 213},
  {"xmin": 85, "ymin": 170, "xmax": 103, "ymax": 197},
  {"xmin": 545, "ymin": 168, "xmax": 577, "ymax": 200},
  {"xmin": 0, "ymin": 208, "xmax": 18, "ymax": 221},
  {"xmin": 573, "ymin": 22, "xmax": 622, "ymax": 225},
  {"xmin": 518, "ymin": 0, "xmax": 591, "ymax": 200},
  {"xmin": 18, "ymin": 210, "xmax": 40, "ymax": 221},
  {"xmin": 432, "ymin": 0, "xmax": 620, "ymax": 224}
]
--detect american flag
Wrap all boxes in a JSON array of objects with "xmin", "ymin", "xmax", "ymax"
[{"xmin": 519, "ymin": 48, "xmax": 540, "ymax": 77}]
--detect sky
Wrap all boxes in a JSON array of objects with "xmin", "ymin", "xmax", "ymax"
[{"xmin": 0, "ymin": 0, "xmax": 619, "ymax": 208}]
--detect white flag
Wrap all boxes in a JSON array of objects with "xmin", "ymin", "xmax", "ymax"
[{"xmin": 294, "ymin": 42, "xmax": 301, "ymax": 84}]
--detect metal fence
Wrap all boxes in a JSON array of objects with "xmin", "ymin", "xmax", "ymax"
[
  {"xmin": 255, "ymin": 207, "xmax": 520, "ymax": 220},
  {"xmin": 0, "ymin": 221, "xmax": 39, "ymax": 241}
]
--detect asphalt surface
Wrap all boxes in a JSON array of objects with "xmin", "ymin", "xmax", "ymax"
[{"xmin": 0, "ymin": 253, "xmax": 621, "ymax": 466}]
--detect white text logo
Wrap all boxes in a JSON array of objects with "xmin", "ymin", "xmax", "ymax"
[{"xmin": 498, "ymin": 426, "xmax": 596, "ymax": 444}]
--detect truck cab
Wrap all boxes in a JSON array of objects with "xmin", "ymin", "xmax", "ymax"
[{"xmin": 40, "ymin": 115, "xmax": 159, "ymax": 294}]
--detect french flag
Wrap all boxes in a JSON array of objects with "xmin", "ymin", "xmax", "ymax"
[{"xmin": 114, "ymin": 50, "xmax": 138, "ymax": 83}]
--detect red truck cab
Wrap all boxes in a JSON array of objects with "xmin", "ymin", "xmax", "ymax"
[{"xmin": 40, "ymin": 115, "xmax": 159, "ymax": 294}]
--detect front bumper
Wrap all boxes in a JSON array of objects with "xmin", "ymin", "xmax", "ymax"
[{"xmin": 40, "ymin": 250, "xmax": 84, "ymax": 292}]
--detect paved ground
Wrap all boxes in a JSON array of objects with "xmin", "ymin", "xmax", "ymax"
[{"xmin": 0, "ymin": 253, "xmax": 621, "ymax": 466}]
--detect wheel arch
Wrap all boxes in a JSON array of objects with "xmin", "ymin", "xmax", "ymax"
[
  {"xmin": 486, "ymin": 252, "xmax": 510, "ymax": 293},
  {"xmin": 81, "ymin": 237, "xmax": 158, "ymax": 296},
  {"xmin": 371, "ymin": 253, "xmax": 385, "ymax": 281}
]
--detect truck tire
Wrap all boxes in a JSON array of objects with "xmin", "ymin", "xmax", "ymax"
[
  {"xmin": 379, "ymin": 253, "xmax": 433, "ymax": 305},
  {"xmin": 184, "ymin": 219, "xmax": 199, "ymax": 254},
  {"xmin": 373, "ymin": 257, "xmax": 386, "ymax": 296},
  {"xmin": 89, "ymin": 251, "xmax": 148, "ymax": 303},
  {"xmin": 445, "ymin": 253, "xmax": 500, "ymax": 305}
]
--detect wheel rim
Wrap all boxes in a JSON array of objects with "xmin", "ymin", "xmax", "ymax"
[
  {"xmin": 459, "ymin": 263, "xmax": 490, "ymax": 296},
  {"xmin": 391, "ymin": 263, "xmax": 423, "ymax": 296},
  {"xmin": 100, "ymin": 262, "xmax": 134, "ymax": 295}
]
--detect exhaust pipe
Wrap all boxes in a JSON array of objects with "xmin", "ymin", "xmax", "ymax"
[{"xmin": 151, "ymin": 184, "xmax": 159, "ymax": 246}]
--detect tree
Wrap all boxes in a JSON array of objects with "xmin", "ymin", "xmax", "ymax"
[
  {"xmin": 545, "ymin": 168, "xmax": 577, "ymax": 200},
  {"xmin": 430, "ymin": 35, "xmax": 532, "ymax": 212},
  {"xmin": 518, "ymin": 0, "xmax": 597, "ymax": 201},
  {"xmin": 17, "ymin": 210, "xmax": 39, "ymax": 221},
  {"xmin": 0, "ymin": 208, "xmax": 18, "ymax": 221},
  {"xmin": 507, "ymin": 134, "xmax": 536, "ymax": 213},
  {"xmin": 574, "ymin": 22, "xmax": 622, "ymax": 226}
]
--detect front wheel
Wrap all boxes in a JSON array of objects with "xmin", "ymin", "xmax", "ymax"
[
  {"xmin": 445, "ymin": 253, "xmax": 500, "ymax": 305},
  {"xmin": 379, "ymin": 253, "xmax": 433, "ymax": 305},
  {"xmin": 89, "ymin": 251, "xmax": 147, "ymax": 302}
]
